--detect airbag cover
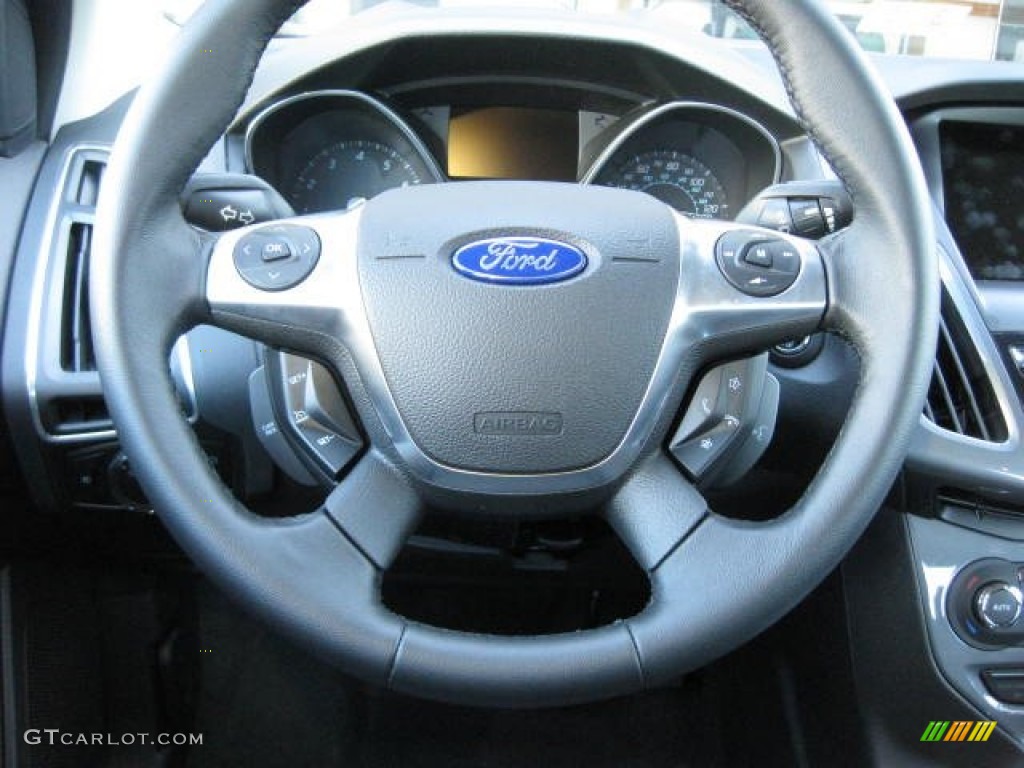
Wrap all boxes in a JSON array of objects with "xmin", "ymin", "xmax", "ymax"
[{"xmin": 357, "ymin": 182, "xmax": 679, "ymax": 474}]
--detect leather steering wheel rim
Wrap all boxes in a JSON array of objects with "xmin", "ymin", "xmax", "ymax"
[{"xmin": 91, "ymin": 0, "xmax": 937, "ymax": 707}]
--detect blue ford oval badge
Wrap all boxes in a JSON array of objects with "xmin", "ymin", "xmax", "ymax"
[{"xmin": 452, "ymin": 237, "xmax": 587, "ymax": 285}]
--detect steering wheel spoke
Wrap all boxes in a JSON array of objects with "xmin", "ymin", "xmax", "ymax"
[
  {"xmin": 205, "ymin": 209, "xmax": 364, "ymax": 356},
  {"xmin": 605, "ymin": 453, "xmax": 709, "ymax": 571},
  {"xmin": 670, "ymin": 214, "xmax": 828, "ymax": 364},
  {"xmin": 322, "ymin": 450, "xmax": 423, "ymax": 570},
  {"xmin": 816, "ymin": 221, "xmax": 926, "ymax": 347}
]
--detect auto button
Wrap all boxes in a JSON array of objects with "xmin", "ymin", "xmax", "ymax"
[{"xmin": 975, "ymin": 582, "xmax": 1023, "ymax": 629}]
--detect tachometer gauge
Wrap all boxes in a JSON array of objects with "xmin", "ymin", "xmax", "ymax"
[
  {"xmin": 289, "ymin": 139, "xmax": 424, "ymax": 213},
  {"xmin": 598, "ymin": 150, "xmax": 730, "ymax": 219}
]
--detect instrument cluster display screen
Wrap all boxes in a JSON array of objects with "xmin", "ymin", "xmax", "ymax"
[
  {"xmin": 448, "ymin": 107, "xmax": 578, "ymax": 182},
  {"xmin": 942, "ymin": 121, "xmax": 1024, "ymax": 280}
]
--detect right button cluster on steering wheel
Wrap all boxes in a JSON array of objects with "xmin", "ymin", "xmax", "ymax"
[{"xmin": 715, "ymin": 230, "xmax": 801, "ymax": 297}]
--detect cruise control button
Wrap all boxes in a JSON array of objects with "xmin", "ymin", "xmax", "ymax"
[
  {"xmin": 248, "ymin": 369, "xmax": 317, "ymax": 486},
  {"xmin": 307, "ymin": 363, "xmax": 361, "ymax": 441},
  {"xmin": 281, "ymin": 354, "xmax": 312, "ymax": 405},
  {"xmin": 295, "ymin": 421, "xmax": 361, "ymax": 476},
  {"xmin": 820, "ymin": 198, "xmax": 839, "ymax": 233},
  {"xmin": 1008, "ymin": 345, "xmax": 1024, "ymax": 374},
  {"xmin": 270, "ymin": 351, "xmax": 364, "ymax": 477}
]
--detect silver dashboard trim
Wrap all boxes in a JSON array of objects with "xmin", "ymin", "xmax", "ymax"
[
  {"xmin": 908, "ymin": 244, "xmax": 1024, "ymax": 495},
  {"xmin": 905, "ymin": 107, "xmax": 1024, "ymax": 495},
  {"xmin": 25, "ymin": 144, "xmax": 199, "ymax": 445},
  {"xmin": 243, "ymin": 89, "xmax": 447, "ymax": 190},
  {"xmin": 171, "ymin": 335, "xmax": 199, "ymax": 422},
  {"xmin": 24, "ymin": 144, "xmax": 115, "ymax": 444},
  {"xmin": 978, "ymin": 280, "xmax": 1024, "ymax": 335}
]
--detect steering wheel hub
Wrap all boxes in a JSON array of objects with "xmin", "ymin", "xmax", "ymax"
[{"xmin": 358, "ymin": 182, "xmax": 679, "ymax": 476}]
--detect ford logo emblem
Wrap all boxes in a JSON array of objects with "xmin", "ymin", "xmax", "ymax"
[{"xmin": 452, "ymin": 237, "xmax": 587, "ymax": 285}]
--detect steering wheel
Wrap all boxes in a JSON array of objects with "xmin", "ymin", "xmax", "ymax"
[{"xmin": 91, "ymin": 0, "xmax": 937, "ymax": 707}]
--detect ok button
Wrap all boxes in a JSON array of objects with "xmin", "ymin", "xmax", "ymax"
[{"xmin": 262, "ymin": 239, "xmax": 293, "ymax": 262}]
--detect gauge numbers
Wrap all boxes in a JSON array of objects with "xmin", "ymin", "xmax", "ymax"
[
  {"xmin": 602, "ymin": 150, "xmax": 729, "ymax": 219},
  {"xmin": 289, "ymin": 139, "xmax": 424, "ymax": 214}
]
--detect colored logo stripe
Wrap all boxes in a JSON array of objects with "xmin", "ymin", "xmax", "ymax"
[
  {"xmin": 920, "ymin": 721, "xmax": 996, "ymax": 742},
  {"xmin": 945, "ymin": 721, "xmax": 971, "ymax": 741},
  {"xmin": 970, "ymin": 721, "xmax": 997, "ymax": 742}
]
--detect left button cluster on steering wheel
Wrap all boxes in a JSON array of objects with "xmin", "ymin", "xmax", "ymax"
[{"xmin": 232, "ymin": 224, "xmax": 321, "ymax": 291}]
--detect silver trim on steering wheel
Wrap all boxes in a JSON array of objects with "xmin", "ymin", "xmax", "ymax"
[{"xmin": 206, "ymin": 208, "xmax": 827, "ymax": 495}]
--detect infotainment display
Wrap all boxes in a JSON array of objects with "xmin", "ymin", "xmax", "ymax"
[{"xmin": 941, "ymin": 121, "xmax": 1024, "ymax": 281}]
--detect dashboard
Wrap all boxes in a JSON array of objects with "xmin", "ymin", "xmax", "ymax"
[{"xmin": 243, "ymin": 90, "xmax": 779, "ymax": 220}]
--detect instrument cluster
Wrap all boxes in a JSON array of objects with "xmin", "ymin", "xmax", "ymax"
[{"xmin": 244, "ymin": 91, "xmax": 781, "ymax": 219}]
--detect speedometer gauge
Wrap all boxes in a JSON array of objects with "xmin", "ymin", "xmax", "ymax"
[
  {"xmin": 598, "ymin": 150, "xmax": 730, "ymax": 219},
  {"xmin": 290, "ymin": 139, "xmax": 425, "ymax": 214}
]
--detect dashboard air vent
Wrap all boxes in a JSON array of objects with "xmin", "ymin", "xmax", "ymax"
[
  {"xmin": 60, "ymin": 221, "xmax": 96, "ymax": 372},
  {"xmin": 47, "ymin": 395, "xmax": 110, "ymax": 436},
  {"xmin": 75, "ymin": 159, "xmax": 105, "ymax": 207},
  {"xmin": 924, "ymin": 297, "xmax": 1007, "ymax": 442},
  {"xmin": 41, "ymin": 150, "xmax": 115, "ymax": 437}
]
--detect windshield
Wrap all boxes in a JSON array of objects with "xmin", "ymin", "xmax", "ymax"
[
  {"xmin": 162, "ymin": 0, "xmax": 1024, "ymax": 62},
  {"xmin": 696, "ymin": 0, "xmax": 1024, "ymax": 61}
]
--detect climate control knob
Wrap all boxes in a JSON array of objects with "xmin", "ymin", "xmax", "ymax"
[{"xmin": 974, "ymin": 582, "xmax": 1023, "ymax": 629}]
